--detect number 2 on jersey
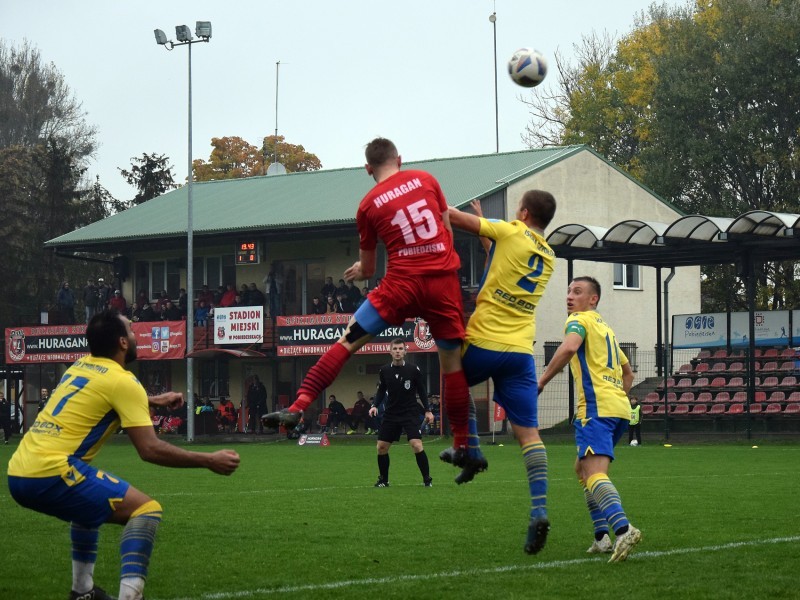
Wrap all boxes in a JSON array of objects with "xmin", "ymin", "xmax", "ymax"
[
  {"xmin": 516, "ymin": 254, "xmax": 545, "ymax": 293},
  {"xmin": 51, "ymin": 375, "xmax": 90, "ymax": 416},
  {"xmin": 390, "ymin": 199, "xmax": 438, "ymax": 244}
]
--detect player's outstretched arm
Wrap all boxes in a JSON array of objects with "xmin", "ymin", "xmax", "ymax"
[
  {"xmin": 148, "ymin": 392, "xmax": 184, "ymax": 412},
  {"xmin": 126, "ymin": 426, "xmax": 240, "ymax": 475},
  {"xmin": 447, "ymin": 206, "xmax": 481, "ymax": 234},
  {"xmin": 622, "ymin": 362, "xmax": 635, "ymax": 395}
]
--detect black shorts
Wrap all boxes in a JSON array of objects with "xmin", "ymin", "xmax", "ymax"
[{"xmin": 378, "ymin": 415, "xmax": 422, "ymax": 443}]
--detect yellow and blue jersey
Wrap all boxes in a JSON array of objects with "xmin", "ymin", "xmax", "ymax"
[
  {"xmin": 8, "ymin": 356, "xmax": 151, "ymax": 478},
  {"xmin": 565, "ymin": 310, "xmax": 630, "ymax": 420},
  {"xmin": 466, "ymin": 218, "xmax": 555, "ymax": 355}
]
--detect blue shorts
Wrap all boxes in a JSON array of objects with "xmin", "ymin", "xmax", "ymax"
[
  {"xmin": 573, "ymin": 417, "xmax": 628, "ymax": 461},
  {"xmin": 462, "ymin": 343, "xmax": 539, "ymax": 428},
  {"xmin": 8, "ymin": 458, "xmax": 130, "ymax": 528}
]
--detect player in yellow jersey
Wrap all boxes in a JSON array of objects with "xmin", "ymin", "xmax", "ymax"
[
  {"xmin": 538, "ymin": 276, "xmax": 642, "ymax": 562},
  {"xmin": 447, "ymin": 190, "xmax": 556, "ymax": 554},
  {"xmin": 7, "ymin": 310, "xmax": 240, "ymax": 600}
]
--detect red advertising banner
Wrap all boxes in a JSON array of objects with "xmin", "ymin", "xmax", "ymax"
[
  {"xmin": 5, "ymin": 321, "xmax": 186, "ymax": 364},
  {"xmin": 493, "ymin": 403, "xmax": 506, "ymax": 422},
  {"xmin": 275, "ymin": 314, "xmax": 438, "ymax": 357}
]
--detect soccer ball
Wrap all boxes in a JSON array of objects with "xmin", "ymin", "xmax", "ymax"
[
  {"xmin": 507, "ymin": 48, "xmax": 547, "ymax": 88},
  {"xmin": 630, "ymin": 440, "xmax": 639, "ymax": 447}
]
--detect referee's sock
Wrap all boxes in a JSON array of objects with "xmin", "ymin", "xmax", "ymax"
[
  {"xmin": 291, "ymin": 343, "xmax": 350, "ymax": 412},
  {"xmin": 414, "ymin": 449, "xmax": 430, "ymax": 479},
  {"xmin": 377, "ymin": 453, "xmax": 390, "ymax": 482},
  {"xmin": 522, "ymin": 441, "xmax": 548, "ymax": 520}
]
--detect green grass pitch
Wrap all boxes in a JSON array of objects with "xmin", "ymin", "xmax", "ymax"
[{"xmin": 2, "ymin": 436, "xmax": 799, "ymax": 599}]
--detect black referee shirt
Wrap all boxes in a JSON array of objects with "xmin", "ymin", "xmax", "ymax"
[{"xmin": 374, "ymin": 361, "xmax": 429, "ymax": 420}]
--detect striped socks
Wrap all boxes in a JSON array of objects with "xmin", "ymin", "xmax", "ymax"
[
  {"xmin": 586, "ymin": 473, "xmax": 629, "ymax": 535},
  {"xmin": 522, "ymin": 441, "xmax": 548, "ymax": 519},
  {"xmin": 119, "ymin": 500, "xmax": 162, "ymax": 600},
  {"xmin": 71, "ymin": 523, "xmax": 99, "ymax": 594}
]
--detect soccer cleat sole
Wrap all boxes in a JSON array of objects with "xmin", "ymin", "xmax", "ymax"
[
  {"xmin": 608, "ymin": 526, "xmax": 642, "ymax": 563},
  {"xmin": 261, "ymin": 409, "xmax": 301, "ymax": 429},
  {"xmin": 454, "ymin": 455, "xmax": 489, "ymax": 485},
  {"xmin": 524, "ymin": 517, "xmax": 550, "ymax": 555}
]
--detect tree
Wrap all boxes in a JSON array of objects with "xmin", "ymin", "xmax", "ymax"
[
  {"xmin": 0, "ymin": 40, "xmax": 97, "ymax": 160},
  {"xmin": 262, "ymin": 135, "xmax": 322, "ymax": 173},
  {"xmin": 521, "ymin": 0, "xmax": 800, "ymax": 311},
  {"xmin": 192, "ymin": 136, "xmax": 264, "ymax": 181},
  {"xmin": 119, "ymin": 153, "xmax": 178, "ymax": 205}
]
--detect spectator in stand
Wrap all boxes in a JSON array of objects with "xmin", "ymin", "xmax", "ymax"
[
  {"xmin": 310, "ymin": 296, "xmax": 326, "ymax": 315},
  {"xmin": 264, "ymin": 264, "xmax": 283, "ymax": 318},
  {"xmin": 321, "ymin": 277, "xmax": 336, "ymax": 299},
  {"xmin": 239, "ymin": 284, "xmax": 250, "ymax": 305},
  {"xmin": 345, "ymin": 280, "xmax": 361, "ymax": 307},
  {"xmin": 161, "ymin": 300, "xmax": 181, "ymax": 321},
  {"xmin": 325, "ymin": 295, "xmax": 338, "ymax": 314},
  {"xmin": 213, "ymin": 286, "xmax": 225, "ymax": 306},
  {"xmin": 198, "ymin": 285, "xmax": 214, "ymax": 307},
  {"xmin": 219, "ymin": 284, "xmax": 237, "ymax": 308},
  {"xmin": 109, "ymin": 290, "xmax": 127, "ymax": 314},
  {"xmin": 38, "ymin": 388, "xmax": 50, "ymax": 413},
  {"xmin": 139, "ymin": 301, "xmax": 157, "ymax": 322},
  {"xmin": 247, "ymin": 283, "xmax": 266, "ymax": 308},
  {"xmin": 217, "ymin": 396, "xmax": 237, "ymax": 433},
  {"xmin": 177, "ymin": 288, "xmax": 188, "ymax": 317},
  {"xmin": 128, "ymin": 303, "xmax": 142, "ymax": 322},
  {"xmin": 83, "ymin": 278, "xmax": 98, "ymax": 323},
  {"xmin": 135, "ymin": 289, "xmax": 148, "ymax": 309},
  {"xmin": 57, "ymin": 282, "xmax": 76, "ymax": 324},
  {"xmin": 194, "ymin": 300, "xmax": 210, "ymax": 326},
  {"xmin": 97, "ymin": 279, "xmax": 112, "ymax": 311},
  {"xmin": 153, "ymin": 290, "xmax": 169, "ymax": 313},
  {"xmin": 336, "ymin": 291, "xmax": 355, "ymax": 314},
  {"xmin": 335, "ymin": 278, "xmax": 348, "ymax": 300},
  {"xmin": 326, "ymin": 394, "xmax": 349, "ymax": 435},
  {"xmin": 355, "ymin": 286, "xmax": 370, "ymax": 309},
  {"xmin": 348, "ymin": 391, "xmax": 378, "ymax": 435},
  {"xmin": 0, "ymin": 391, "xmax": 12, "ymax": 444}
]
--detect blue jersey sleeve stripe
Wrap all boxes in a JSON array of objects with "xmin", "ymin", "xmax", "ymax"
[{"xmin": 72, "ymin": 410, "xmax": 119, "ymax": 460}]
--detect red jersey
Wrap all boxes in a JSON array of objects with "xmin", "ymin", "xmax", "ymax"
[{"xmin": 357, "ymin": 169, "xmax": 460, "ymax": 277}]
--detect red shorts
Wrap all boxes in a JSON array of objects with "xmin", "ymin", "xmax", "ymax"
[{"xmin": 368, "ymin": 271, "xmax": 465, "ymax": 341}]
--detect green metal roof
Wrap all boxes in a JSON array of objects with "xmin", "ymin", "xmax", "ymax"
[{"xmin": 48, "ymin": 145, "xmax": 589, "ymax": 248}]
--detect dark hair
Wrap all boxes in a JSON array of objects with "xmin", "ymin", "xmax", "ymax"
[
  {"xmin": 573, "ymin": 276, "xmax": 602, "ymax": 303},
  {"xmin": 86, "ymin": 310, "xmax": 128, "ymax": 358},
  {"xmin": 520, "ymin": 190, "xmax": 556, "ymax": 229},
  {"xmin": 365, "ymin": 137, "xmax": 398, "ymax": 167},
  {"xmin": 390, "ymin": 337, "xmax": 405, "ymax": 346}
]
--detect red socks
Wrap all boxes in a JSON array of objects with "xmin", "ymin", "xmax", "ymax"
[
  {"xmin": 444, "ymin": 370, "xmax": 469, "ymax": 448},
  {"xmin": 290, "ymin": 343, "xmax": 351, "ymax": 412}
]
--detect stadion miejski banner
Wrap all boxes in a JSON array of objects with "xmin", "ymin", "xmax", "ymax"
[
  {"xmin": 275, "ymin": 313, "xmax": 437, "ymax": 356},
  {"xmin": 5, "ymin": 322, "xmax": 187, "ymax": 364},
  {"xmin": 214, "ymin": 306, "xmax": 264, "ymax": 344},
  {"xmin": 672, "ymin": 310, "xmax": 792, "ymax": 349}
]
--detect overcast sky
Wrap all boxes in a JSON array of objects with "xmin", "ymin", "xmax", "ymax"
[{"xmin": 1, "ymin": 0, "xmax": 683, "ymax": 201}]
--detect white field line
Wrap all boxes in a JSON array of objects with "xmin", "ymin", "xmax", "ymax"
[{"xmin": 162, "ymin": 535, "xmax": 800, "ymax": 600}]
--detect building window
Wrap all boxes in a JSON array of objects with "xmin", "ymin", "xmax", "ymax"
[
  {"xmin": 199, "ymin": 360, "xmax": 229, "ymax": 398},
  {"xmin": 455, "ymin": 236, "xmax": 486, "ymax": 287},
  {"xmin": 613, "ymin": 264, "xmax": 641, "ymax": 290},
  {"xmin": 135, "ymin": 259, "xmax": 181, "ymax": 300},
  {"xmin": 193, "ymin": 255, "xmax": 236, "ymax": 294}
]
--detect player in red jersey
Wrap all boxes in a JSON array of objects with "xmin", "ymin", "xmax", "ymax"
[{"xmin": 264, "ymin": 138, "xmax": 486, "ymax": 482}]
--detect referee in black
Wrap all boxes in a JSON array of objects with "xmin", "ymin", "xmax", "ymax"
[{"xmin": 370, "ymin": 338, "xmax": 434, "ymax": 487}]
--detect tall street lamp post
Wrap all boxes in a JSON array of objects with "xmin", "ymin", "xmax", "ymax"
[{"xmin": 154, "ymin": 21, "xmax": 212, "ymax": 441}]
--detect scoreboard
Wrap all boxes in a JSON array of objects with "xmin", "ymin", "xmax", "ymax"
[{"xmin": 235, "ymin": 241, "xmax": 260, "ymax": 265}]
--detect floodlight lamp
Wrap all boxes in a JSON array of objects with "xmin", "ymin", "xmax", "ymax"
[
  {"xmin": 195, "ymin": 21, "xmax": 212, "ymax": 40},
  {"xmin": 154, "ymin": 29, "xmax": 168, "ymax": 45},
  {"xmin": 175, "ymin": 25, "xmax": 193, "ymax": 42}
]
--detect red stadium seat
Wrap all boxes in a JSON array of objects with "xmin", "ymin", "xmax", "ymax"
[
  {"xmin": 690, "ymin": 404, "xmax": 708, "ymax": 415},
  {"xmin": 711, "ymin": 363, "xmax": 727, "ymax": 373},
  {"xmin": 672, "ymin": 404, "xmax": 690, "ymax": 415},
  {"xmin": 677, "ymin": 364, "xmax": 693, "ymax": 374},
  {"xmin": 694, "ymin": 377, "xmax": 710, "ymax": 388},
  {"xmin": 697, "ymin": 392, "xmax": 713, "ymax": 404},
  {"xmin": 644, "ymin": 392, "xmax": 660, "ymax": 403},
  {"xmin": 762, "ymin": 348, "xmax": 779, "ymax": 358},
  {"xmin": 727, "ymin": 377, "xmax": 744, "ymax": 388},
  {"xmin": 678, "ymin": 392, "xmax": 695, "ymax": 403},
  {"xmin": 764, "ymin": 403, "xmax": 782, "ymax": 414},
  {"xmin": 784, "ymin": 403, "xmax": 800, "ymax": 414},
  {"xmin": 755, "ymin": 391, "xmax": 767, "ymax": 403},
  {"xmin": 780, "ymin": 348, "xmax": 795, "ymax": 358},
  {"xmin": 653, "ymin": 405, "xmax": 666, "ymax": 415},
  {"xmin": 728, "ymin": 362, "xmax": 744, "ymax": 372},
  {"xmin": 768, "ymin": 391, "xmax": 786, "ymax": 404},
  {"xmin": 695, "ymin": 362, "xmax": 710, "ymax": 373},
  {"xmin": 731, "ymin": 391, "xmax": 747, "ymax": 403},
  {"xmin": 676, "ymin": 378, "xmax": 693, "ymax": 388},
  {"xmin": 787, "ymin": 392, "xmax": 800, "ymax": 403},
  {"xmin": 727, "ymin": 403, "xmax": 745, "ymax": 415},
  {"xmin": 665, "ymin": 392, "xmax": 677, "ymax": 403},
  {"xmin": 780, "ymin": 361, "xmax": 795, "ymax": 372},
  {"xmin": 712, "ymin": 349, "xmax": 728, "ymax": 359},
  {"xmin": 761, "ymin": 361, "xmax": 778, "ymax": 372},
  {"xmin": 749, "ymin": 403, "xmax": 763, "ymax": 414},
  {"xmin": 714, "ymin": 392, "xmax": 731, "ymax": 403},
  {"xmin": 641, "ymin": 404, "xmax": 654, "ymax": 415},
  {"xmin": 710, "ymin": 377, "xmax": 727, "ymax": 388},
  {"xmin": 697, "ymin": 350, "xmax": 711, "ymax": 359},
  {"xmin": 709, "ymin": 404, "xmax": 726, "ymax": 415},
  {"xmin": 779, "ymin": 376, "xmax": 797, "ymax": 388},
  {"xmin": 657, "ymin": 377, "xmax": 675, "ymax": 390},
  {"xmin": 761, "ymin": 376, "xmax": 779, "ymax": 388}
]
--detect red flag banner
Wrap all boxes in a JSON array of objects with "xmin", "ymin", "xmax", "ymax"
[{"xmin": 493, "ymin": 403, "xmax": 506, "ymax": 422}]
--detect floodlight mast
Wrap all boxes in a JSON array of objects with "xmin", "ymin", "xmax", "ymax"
[{"xmin": 153, "ymin": 20, "xmax": 211, "ymax": 441}]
